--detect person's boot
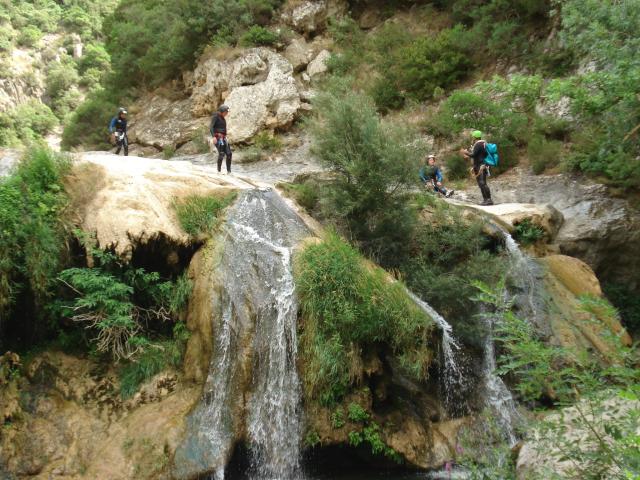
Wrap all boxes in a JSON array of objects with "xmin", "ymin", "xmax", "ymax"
[
  {"xmin": 484, "ymin": 198, "xmax": 494, "ymax": 206},
  {"xmin": 446, "ymin": 190, "xmax": 454, "ymax": 198}
]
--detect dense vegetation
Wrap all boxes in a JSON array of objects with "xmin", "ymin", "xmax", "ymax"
[
  {"xmin": 0, "ymin": 148, "xmax": 70, "ymax": 345},
  {"xmin": 0, "ymin": 0, "xmax": 118, "ymax": 146},
  {"xmin": 0, "ymin": 147, "xmax": 193, "ymax": 397},
  {"xmin": 296, "ymin": 233, "xmax": 435, "ymax": 405},
  {"xmin": 62, "ymin": 0, "xmax": 283, "ymax": 149}
]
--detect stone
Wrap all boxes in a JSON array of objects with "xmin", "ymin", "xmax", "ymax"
[
  {"xmin": 464, "ymin": 167, "xmax": 640, "ymax": 291},
  {"xmin": 307, "ymin": 49, "xmax": 331, "ymax": 78},
  {"xmin": 467, "ymin": 202, "xmax": 564, "ymax": 241},
  {"xmin": 189, "ymin": 48, "xmax": 303, "ymax": 143},
  {"xmin": 281, "ymin": 1, "xmax": 327, "ymax": 35},
  {"xmin": 284, "ymin": 36, "xmax": 317, "ymax": 72},
  {"xmin": 67, "ymin": 152, "xmax": 255, "ymax": 257}
]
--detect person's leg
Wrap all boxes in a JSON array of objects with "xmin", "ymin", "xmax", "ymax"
[
  {"xmin": 477, "ymin": 169, "xmax": 492, "ymax": 203},
  {"xmin": 225, "ymin": 141, "xmax": 232, "ymax": 173},
  {"xmin": 123, "ymin": 135, "xmax": 129, "ymax": 156},
  {"xmin": 115, "ymin": 138, "xmax": 121, "ymax": 155},
  {"xmin": 216, "ymin": 142, "xmax": 224, "ymax": 172}
]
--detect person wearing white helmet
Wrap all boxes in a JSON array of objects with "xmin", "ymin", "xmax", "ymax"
[
  {"xmin": 419, "ymin": 154, "xmax": 454, "ymax": 197},
  {"xmin": 108, "ymin": 107, "xmax": 129, "ymax": 156},
  {"xmin": 210, "ymin": 105, "xmax": 232, "ymax": 174}
]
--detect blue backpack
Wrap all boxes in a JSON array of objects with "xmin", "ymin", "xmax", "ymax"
[{"xmin": 484, "ymin": 142, "xmax": 499, "ymax": 167}]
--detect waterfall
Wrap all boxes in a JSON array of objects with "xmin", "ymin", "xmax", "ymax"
[
  {"xmin": 479, "ymin": 307, "xmax": 518, "ymax": 446},
  {"xmin": 500, "ymin": 228, "xmax": 543, "ymax": 327},
  {"xmin": 175, "ymin": 189, "xmax": 310, "ymax": 480},
  {"xmin": 406, "ymin": 291, "xmax": 466, "ymax": 417}
]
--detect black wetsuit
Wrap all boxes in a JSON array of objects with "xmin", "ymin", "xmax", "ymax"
[
  {"xmin": 468, "ymin": 141, "xmax": 491, "ymax": 202},
  {"xmin": 109, "ymin": 116, "xmax": 128, "ymax": 156},
  {"xmin": 210, "ymin": 113, "xmax": 232, "ymax": 173}
]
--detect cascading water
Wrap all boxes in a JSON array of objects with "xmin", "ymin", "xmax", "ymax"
[
  {"xmin": 479, "ymin": 306, "xmax": 519, "ymax": 446},
  {"xmin": 174, "ymin": 188, "xmax": 310, "ymax": 480},
  {"xmin": 406, "ymin": 291, "xmax": 467, "ymax": 416},
  {"xmin": 500, "ymin": 228, "xmax": 543, "ymax": 328}
]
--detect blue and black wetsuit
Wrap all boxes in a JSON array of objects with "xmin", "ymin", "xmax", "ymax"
[
  {"xmin": 419, "ymin": 165, "xmax": 450, "ymax": 196},
  {"xmin": 467, "ymin": 140, "xmax": 491, "ymax": 203},
  {"xmin": 109, "ymin": 116, "xmax": 128, "ymax": 156}
]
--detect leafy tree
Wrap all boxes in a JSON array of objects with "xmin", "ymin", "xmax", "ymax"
[{"xmin": 309, "ymin": 84, "xmax": 422, "ymax": 266}]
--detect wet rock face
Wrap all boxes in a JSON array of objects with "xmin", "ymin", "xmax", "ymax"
[
  {"xmin": 0, "ymin": 352, "xmax": 199, "ymax": 480},
  {"xmin": 483, "ymin": 168, "xmax": 640, "ymax": 291}
]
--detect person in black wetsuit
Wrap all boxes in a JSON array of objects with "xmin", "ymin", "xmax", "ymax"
[
  {"xmin": 108, "ymin": 107, "xmax": 128, "ymax": 156},
  {"xmin": 210, "ymin": 105, "xmax": 232, "ymax": 174},
  {"xmin": 461, "ymin": 130, "xmax": 493, "ymax": 205}
]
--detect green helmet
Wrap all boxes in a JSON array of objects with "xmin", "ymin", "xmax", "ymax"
[{"xmin": 472, "ymin": 130, "xmax": 483, "ymax": 139}]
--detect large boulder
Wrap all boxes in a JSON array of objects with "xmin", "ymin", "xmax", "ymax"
[
  {"xmin": 280, "ymin": 0, "xmax": 348, "ymax": 35},
  {"xmin": 131, "ymin": 48, "xmax": 306, "ymax": 148},
  {"xmin": 67, "ymin": 152, "xmax": 253, "ymax": 257},
  {"xmin": 467, "ymin": 202, "xmax": 563, "ymax": 241},
  {"xmin": 128, "ymin": 96, "xmax": 205, "ymax": 150},
  {"xmin": 539, "ymin": 254, "xmax": 632, "ymax": 359}
]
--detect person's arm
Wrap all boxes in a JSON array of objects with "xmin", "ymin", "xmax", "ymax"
[
  {"xmin": 210, "ymin": 115, "xmax": 216, "ymax": 136},
  {"xmin": 435, "ymin": 167, "xmax": 443, "ymax": 183},
  {"xmin": 108, "ymin": 117, "xmax": 116, "ymax": 133},
  {"xmin": 419, "ymin": 167, "xmax": 428, "ymax": 183}
]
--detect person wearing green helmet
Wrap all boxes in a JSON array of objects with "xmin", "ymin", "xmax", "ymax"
[{"xmin": 461, "ymin": 130, "xmax": 493, "ymax": 205}]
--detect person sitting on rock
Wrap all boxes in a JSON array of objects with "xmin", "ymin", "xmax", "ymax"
[
  {"xmin": 210, "ymin": 105, "xmax": 232, "ymax": 174},
  {"xmin": 420, "ymin": 154, "xmax": 454, "ymax": 197},
  {"xmin": 461, "ymin": 130, "xmax": 493, "ymax": 205},
  {"xmin": 108, "ymin": 107, "xmax": 128, "ymax": 156}
]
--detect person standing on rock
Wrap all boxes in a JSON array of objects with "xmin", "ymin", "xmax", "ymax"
[
  {"xmin": 210, "ymin": 105, "xmax": 232, "ymax": 174},
  {"xmin": 461, "ymin": 130, "xmax": 493, "ymax": 205},
  {"xmin": 109, "ymin": 107, "xmax": 129, "ymax": 156}
]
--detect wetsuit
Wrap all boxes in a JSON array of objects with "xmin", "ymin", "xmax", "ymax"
[
  {"xmin": 419, "ymin": 165, "xmax": 450, "ymax": 195},
  {"xmin": 210, "ymin": 113, "xmax": 232, "ymax": 173},
  {"xmin": 467, "ymin": 141, "xmax": 491, "ymax": 203},
  {"xmin": 109, "ymin": 116, "xmax": 128, "ymax": 156}
]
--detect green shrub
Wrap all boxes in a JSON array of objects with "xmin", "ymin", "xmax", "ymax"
[
  {"xmin": 296, "ymin": 233, "xmax": 435, "ymax": 405},
  {"xmin": 395, "ymin": 25, "xmax": 472, "ymax": 101},
  {"xmin": 173, "ymin": 192, "xmax": 237, "ymax": 237},
  {"xmin": 51, "ymin": 88, "xmax": 83, "ymax": 119},
  {"xmin": 0, "ymin": 24, "xmax": 15, "ymax": 52},
  {"xmin": 58, "ymin": 240, "xmax": 193, "ymax": 361},
  {"xmin": 162, "ymin": 146, "xmax": 176, "ymax": 160},
  {"xmin": 240, "ymin": 25, "xmax": 279, "ymax": 46},
  {"xmin": 105, "ymin": 0, "xmax": 284, "ymax": 89},
  {"xmin": 444, "ymin": 152, "xmax": 469, "ymax": 180},
  {"xmin": 427, "ymin": 90, "xmax": 528, "ymax": 174},
  {"xmin": 118, "ymin": 322, "xmax": 189, "ymax": 398},
  {"xmin": 5, "ymin": 100, "xmax": 59, "ymax": 144},
  {"xmin": 253, "ymin": 130, "xmax": 283, "ymax": 152},
  {"xmin": 347, "ymin": 403, "xmax": 369, "ymax": 423},
  {"xmin": 513, "ymin": 218, "xmax": 545, "ymax": 245},
  {"xmin": 279, "ymin": 179, "xmax": 319, "ymax": 213},
  {"xmin": 79, "ymin": 67, "xmax": 105, "ymax": 89},
  {"xmin": 310, "ymin": 86, "xmax": 422, "ymax": 267},
  {"xmin": 62, "ymin": 88, "xmax": 120, "ymax": 150},
  {"xmin": 17, "ymin": 25, "xmax": 43, "ymax": 47},
  {"xmin": 369, "ymin": 78, "xmax": 405, "ymax": 113},
  {"xmin": 400, "ymin": 202, "xmax": 506, "ymax": 344},
  {"xmin": 78, "ymin": 43, "xmax": 111, "ymax": 73},
  {"xmin": 0, "ymin": 148, "xmax": 70, "ymax": 345},
  {"xmin": 603, "ymin": 283, "xmax": 640, "ymax": 335},
  {"xmin": 45, "ymin": 60, "xmax": 80, "ymax": 100},
  {"xmin": 527, "ymin": 135, "xmax": 563, "ymax": 175}
]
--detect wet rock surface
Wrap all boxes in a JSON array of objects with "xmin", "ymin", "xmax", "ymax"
[{"xmin": 460, "ymin": 168, "xmax": 640, "ymax": 290}]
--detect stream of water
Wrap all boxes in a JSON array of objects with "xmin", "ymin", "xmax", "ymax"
[{"xmin": 406, "ymin": 291, "xmax": 466, "ymax": 416}]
